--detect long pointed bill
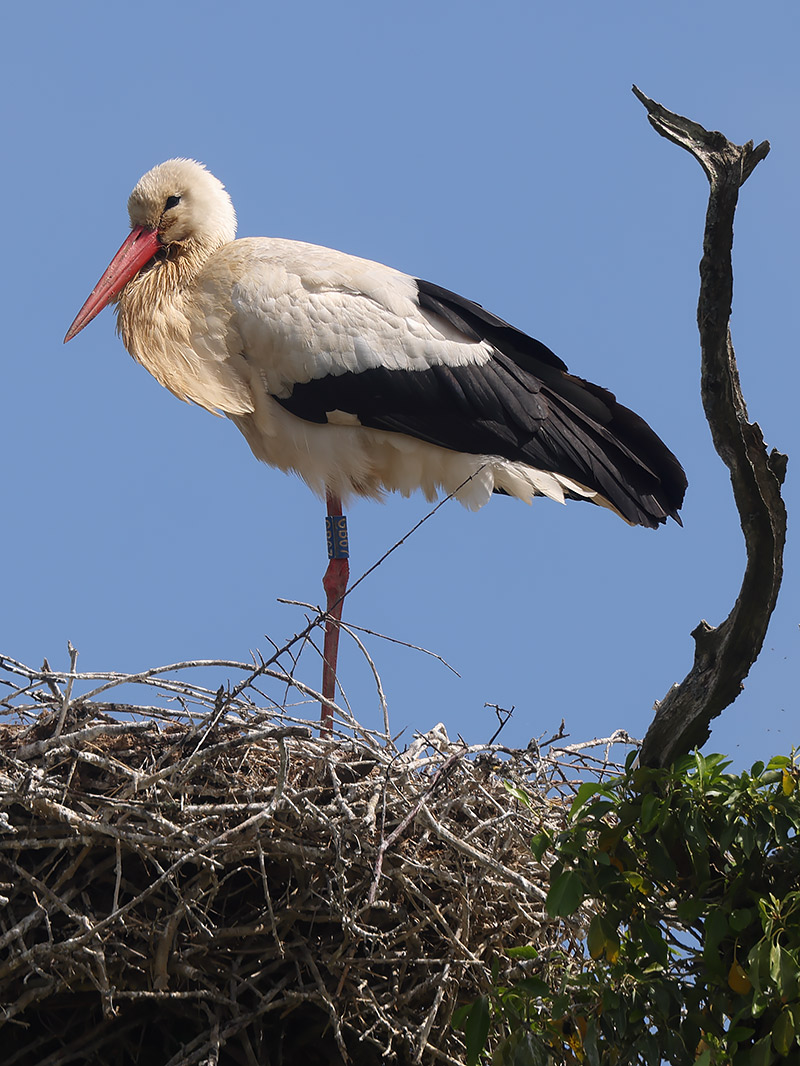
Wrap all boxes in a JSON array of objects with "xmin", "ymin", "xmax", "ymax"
[{"xmin": 64, "ymin": 225, "xmax": 162, "ymax": 343}]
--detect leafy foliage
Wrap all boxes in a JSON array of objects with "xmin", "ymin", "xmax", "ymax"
[{"xmin": 459, "ymin": 752, "xmax": 800, "ymax": 1064}]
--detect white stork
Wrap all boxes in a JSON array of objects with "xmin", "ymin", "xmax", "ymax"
[{"xmin": 65, "ymin": 159, "xmax": 687, "ymax": 725}]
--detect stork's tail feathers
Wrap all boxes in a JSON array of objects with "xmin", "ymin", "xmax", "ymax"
[{"xmin": 539, "ymin": 373, "xmax": 687, "ymax": 529}]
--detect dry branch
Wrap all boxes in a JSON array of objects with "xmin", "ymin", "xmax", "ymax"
[{"xmin": 633, "ymin": 87, "xmax": 788, "ymax": 767}]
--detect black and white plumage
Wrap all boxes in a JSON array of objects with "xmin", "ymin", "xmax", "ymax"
[
  {"xmin": 64, "ymin": 159, "xmax": 686, "ymax": 711},
  {"xmin": 270, "ymin": 276, "xmax": 687, "ymax": 528},
  {"xmin": 65, "ymin": 158, "xmax": 686, "ymax": 529}
]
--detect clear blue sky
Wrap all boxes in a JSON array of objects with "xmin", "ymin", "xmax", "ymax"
[{"xmin": 2, "ymin": 1, "xmax": 796, "ymax": 761}]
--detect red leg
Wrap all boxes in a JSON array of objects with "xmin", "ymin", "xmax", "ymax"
[{"xmin": 321, "ymin": 493, "xmax": 349, "ymax": 730}]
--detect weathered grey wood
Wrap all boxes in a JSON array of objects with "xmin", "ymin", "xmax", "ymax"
[{"xmin": 633, "ymin": 87, "xmax": 787, "ymax": 767}]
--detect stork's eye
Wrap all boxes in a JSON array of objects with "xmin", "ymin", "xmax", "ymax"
[{"xmin": 164, "ymin": 195, "xmax": 181, "ymax": 210}]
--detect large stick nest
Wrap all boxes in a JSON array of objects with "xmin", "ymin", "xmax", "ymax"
[{"xmin": 0, "ymin": 653, "xmax": 630, "ymax": 1065}]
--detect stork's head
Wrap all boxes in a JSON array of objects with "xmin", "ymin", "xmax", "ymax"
[
  {"xmin": 65, "ymin": 159, "xmax": 236, "ymax": 342},
  {"xmin": 127, "ymin": 158, "xmax": 237, "ymax": 251}
]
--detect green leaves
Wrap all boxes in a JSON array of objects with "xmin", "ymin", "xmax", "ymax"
[
  {"xmin": 587, "ymin": 914, "xmax": 620, "ymax": 962},
  {"xmin": 568, "ymin": 780, "xmax": 609, "ymax": 817},
  {"xmin": 492, "ymin": 1028, "xmax": 553, "ymax": 1066},
  {"xmin": 504, "ymin": 945, "xmax": 540, "ymax": 961},
  {"xmin": 529, "ymin": 831, "xmax": 551, "ymax": 862},
  {"xmin": 767, "ymin": 755, "xmax": 793, "ymax": 770},
  {"xmin": 503, "ymin": 781, "xmax": 532, "ymax": 806},
  {"xmin": 772, "ymin": 1007, "xmax": 796, "ymax": 1057},
  {"xmin": 459, "ymin": 995, "xmax": 490, "ymax": 1066},
  {"xmin": 545, "ymin": 869, "xmax": 584, "ymax": 917},
  {"xmin": 466, "ymin": 749, "xmax": 800, "ymax": 1065}
]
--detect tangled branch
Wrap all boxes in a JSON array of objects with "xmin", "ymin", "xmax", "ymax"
[{"xmin": 0, "ymin": 653, "xmax": 632, "ymax": 1065}]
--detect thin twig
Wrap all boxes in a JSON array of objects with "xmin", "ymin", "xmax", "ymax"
[{"xmin": 53, "ymin": 642, "xmax": 79, "ymax": 738}]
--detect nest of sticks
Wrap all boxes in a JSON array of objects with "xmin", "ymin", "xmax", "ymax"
[{"xmin": 0, "ymin": 651, "xmax": 632, "ymax": 1065}]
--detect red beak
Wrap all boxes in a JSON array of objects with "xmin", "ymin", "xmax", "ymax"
[{"xmin": 64, "ymin": 225, "xmax": 162, "ymax": 343}]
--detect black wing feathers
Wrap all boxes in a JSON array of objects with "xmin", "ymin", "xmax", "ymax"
[
  {"xmin": 416, "ymin": 279, "xmax": 570, "ymax": 374},
  {"xmin": 274, "ymin": 278, "xmax": 687, "ymax": 528}
]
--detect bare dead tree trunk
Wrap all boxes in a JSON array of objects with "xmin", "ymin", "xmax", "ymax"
[{"xmin": 634, "ymin": 88, "xmax": 788, "ymax": 768}]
